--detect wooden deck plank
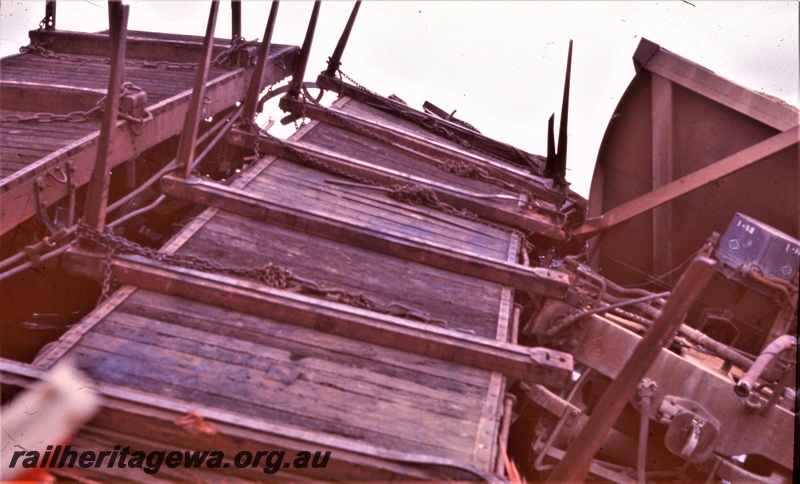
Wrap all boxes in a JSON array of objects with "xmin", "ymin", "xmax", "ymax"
[
  {"xmin": 92, "ymin": 313, "xmax": 484, "ymax": 422},
  {"xmin": 249, "ymin": 159, "xmax": 513, "ymax": 259},
  {"xmin": 175, "ymin": 211, "xmax": 505, "ymax": 337},
  {"xmin": 301, "ymin": 121, "xmax": 520, "ymax": 195},
  {"xmin": 119, "ymin": 290, "xmax": 490, "ymax": 387}
]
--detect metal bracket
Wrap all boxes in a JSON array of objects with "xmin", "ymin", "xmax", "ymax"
[
  {"xmin": 658, "ymin": 395, "xmax": 721, "ymax": 463},
  {"xmin": 34, "ymin": 177, "xmax": 58, "ymax": 236}
]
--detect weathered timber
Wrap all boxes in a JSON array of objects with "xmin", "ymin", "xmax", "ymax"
[
  {"xmin": 279, "ymin": 96, "xmax": 563, "ymax": 204},
  {"xmin": 227, "ymin": 129, "xmax": 567, "ymax": 239},
  {"xmin": 0, "ymin": 81, "xmax": 105, "ymax": 112},
  {"xmin": 317, "ymin": 73, "xmax": 545, "ymax": 174},
  {"xmin": 161, "ymin": 174, "xmax": 570, "ymax": 298},
  {"xmin": 0, "ymin": 44, "xmax": 299, "ymax": 236},
  {"xmin": 63, "ymin": 247, "xmax": 574, "ymax": 389},
  {"xmin": 27, "ymin": 29, "xmax": 250, "ymax": 68},
  {"xmin": 0, "ymin": 359, "xmax": 492, "ymax": 481}
]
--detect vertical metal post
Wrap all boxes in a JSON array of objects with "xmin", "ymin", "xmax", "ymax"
[
  {"xmin": 43, "ymin": 0, "xmax": 57, "ymax": 30},
  {"xmin": 287, "ymin": 0, "xmax": 321, "ymax": 99},
  {"xmin": 83, "ymin": 1, "xmax": 128, "ymax": 231},
  {"xmin": 242, "ymin": 0, "xmax": 280, "ymax": 121},
  {"xmin": 555, "ymin": 40, "xmax": 572, "ymax": 186},
  {"xmin": 547, "ymin": 256, "xmax": 717, "ymax": 483},
  {"xmin": 231, "ymin": 0, "xmax": 242, "ymax": 40},
  {"xmin": 322, "ymin": 0, "xmax": 361, "ymax": 77},
  {"xmin": 176, "ymin": 0, "xmax": 221, "ymax": 179}
]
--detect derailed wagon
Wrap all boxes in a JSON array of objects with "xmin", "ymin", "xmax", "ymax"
[{"xmin": 1, "ymin": 1, "xmax": 797, "ymax": 482}]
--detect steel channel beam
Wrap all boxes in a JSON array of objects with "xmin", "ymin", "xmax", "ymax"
[
  {"xmin": 570, "ymin": 311, "xmax": 794, "ymax": 469},
  {"xmin": 63, "ymin": 248, "xmax": 573, "ymax": 389},
  {"xmin": 227, "ymin": 130, "xmax": 567, "ymax": 240},
  {"xmin": 160, "ymin": 175, "xmax": 570, "ymax": 298},
  {"xmin": 549, "ymin": 256, "xmax": 718, "ymax": 482},
  {"xmin": 0, "ymin": 46, "xmax": 299, "ymax": 237}
]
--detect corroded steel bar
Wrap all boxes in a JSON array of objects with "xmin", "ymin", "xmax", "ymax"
[
  {"xmin": 176, "ymin": 0, "xmax": 221, "ymax": 179},
  {"xmin": 231, "ymin": 0, "xmax": 242, "ymax": 39},
  {"xmin": 573, "ymin": 126, "xmax": 800, "ymax": 238},
  {"xmin": 323, "ymin": 0, "xmax": 362, "ymax": 77},
  {"xmin": 44, "ymin": 0, "xmax": 57, "ymax": 30},
  {"xmin": 555, "ymin": 40, "xmax": 572, "ymax": 185},
  {"xmin": 287, "ymin": 0, "xmax": 321, "ymax": 98},
  {"xmin": 242, "ymin": 0, "xmax": 280, "ymax": 120},
  {"xmin": 83, "ymin": 1, "xmax": 128, "ymax": 231},
  {"xmin": 547, "ymin": 256, "xmax": 717, "ymax": 483}
]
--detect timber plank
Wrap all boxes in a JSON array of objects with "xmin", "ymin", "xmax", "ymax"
[
  {"xmin": 119, "ymin": 290, "xmax": 490, "ymax": 388},
  {"xmin": 176, "ymin": 211, "xmax": 504, "ymax": 337},
  {"xmin": 249, "ymin": 159, "xmax": 513, "ymax": 259},
  {"xmin": 95, "ymin": 312, "xmax": 483, "ymax": 420},
  {"xmin": 70, "ymin": 340, "xmax": 482, "ymax": 459},
  {"xmin": 302, "ymin": 121, "xmax": 520, "ymax": 195}
]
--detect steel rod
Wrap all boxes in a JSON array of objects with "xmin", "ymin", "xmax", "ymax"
[
  {"xmin": 323, "ymin": 0, "xmax": 362, "ymax": 77},
  {"xmin": 287, "ymin": 0, "xmax": 321, "ymax": 98},
  {"xmin": 231, "ymin": 0, "xmax": 242, "ymax": 39},
  {"xmin": 83, "ymin": 1, "xmax": 129, "ymax": 231},
  {"xmin": 243, "ymin": 0, "xmax": 280, "ymax": 120},
  {"xmin": 177, "ymin": 0, "xmax": 221, "ymax": 178}
]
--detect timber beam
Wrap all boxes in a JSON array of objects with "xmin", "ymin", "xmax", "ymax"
[
  {"xmin": 316, "ymin": 73, "xmax": 546, "ymax": 174},
  {"xmin": 227, "ymin": 129, "xmax": 568, "ymax": 240},
  {"xmin": 63, "ymin": 247, "xmax": 574, "ymax": 390},
  {"xmin": 160, "ymin": 174, "xmax": 571, "ymax": 298},
  {"xmin": 279, "ymin": 96, "xmax": 564, "ymax": 205},
  {"xmin": 0, "ymin": 46, "xmax": 299, "ymax": 237},
  {"xmin": 27, "ymin": 29, "xmax": 253, "ymax": 68}
]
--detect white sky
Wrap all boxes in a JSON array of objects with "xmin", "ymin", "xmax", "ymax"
[{"xmin": 1, "ymin": 1, "xmax": 798, "ymax": 196}]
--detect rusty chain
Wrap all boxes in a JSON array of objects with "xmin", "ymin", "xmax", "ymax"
[
  {"xmin": 0, "ymin": 82, "xmax": 152, "ymax": 127},
  {"xmin": 77, "ymin": 223, "xmax": 448, "ymax": 326},
  {"xmin": 19, "ymin": 37, "xmax": 255, "ymax": 71}
]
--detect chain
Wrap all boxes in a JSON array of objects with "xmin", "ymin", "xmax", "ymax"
[
  {"xmin": 19, "ymin": 37, "xmax": 255, "ymax": 72},
  {"xmin": 77, "ymin": 223, "xmax": 447, "ymax": 325},
  {"xmin": 252, "ymin": 128, "xmax": 534, "ymax": 263},
  {"xmin": 0, "ymin": 81, "xmax": 152, "ymax": 127}
]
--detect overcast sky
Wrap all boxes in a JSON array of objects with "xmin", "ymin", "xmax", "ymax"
[{"xmin": 1, "ymin": 1, "xmax": 797, "ymax": 195}]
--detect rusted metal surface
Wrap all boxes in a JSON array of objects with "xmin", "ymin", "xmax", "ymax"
[
  {"xmin": 576, "ymin": 125, "xmax": 799, "ymax": 239},
  {"xmin": 322, "ymin": 0, "xmax": 362, "ymax": 77},
  {"xmin": 242, "ymin": 0, "xmax": 279, "ymax": 121},
  {"xmin": 548, "ymin": 256, "xmax": 717, "ymax": 482},
  {"xmin": 176, "ymin": 0, "xmax": 220, "ymax": 179},
  {"xmin": 83, "ymin": 2, "xmax": 129, "ymax": 231}
]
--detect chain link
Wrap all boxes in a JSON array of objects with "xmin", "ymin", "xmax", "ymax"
[
  {"xmin": 19, "ymin": 38, "xmax": 255, "ymax": 71},
  {"xmin": 77, "ymin": 223, "xmax": 447, "ymax": 325},
  {"xmin": 0, "ymin": 81, "xmax": 152, "ymax": 127}
]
